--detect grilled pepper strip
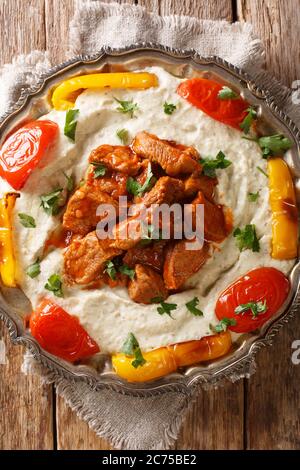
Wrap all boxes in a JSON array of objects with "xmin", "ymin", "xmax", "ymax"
[
  {"xmin": 268, "ymin": 158, "xmax": 298, "ymax": 260},
  {"xmin": 52, "ymin": 72, "xmax": 159, "ymax": 110},
  {"xmin": 112, "ymin": 331, "xmax": 231, "ymax": 382},
  {"xmin": 0, "ymin": 193, "xmax": 18, "ymax": 287}
]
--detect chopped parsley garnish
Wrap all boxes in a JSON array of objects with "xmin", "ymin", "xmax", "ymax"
[
  {"xmin": 105, "ymin": 260, "xmax": 135, "ymax": 281},
  {"xmin": 247, "ymin": 191, "xmax": 259, "ymax": 202},
  {"xmin": 211, "ymin": 318, "xmax": 237, "ymax": 333},
  {"xmin": 235, "ymin": 300, "xmax": 267, "ymax": 319},
  {"xmin": 63, "ymin": 172, "xmax": 74, "ymax": 192},
  {"xmin": 104, "ymin": 260, "xmax": 117, "ymax": 280},
  {"xmin": 218, "ymin": 86, "xmax": 238, "ymax": 100},
  {"xmin": 151, "ymin": 297, "xmax": 177, "ymax": 318},
  {"xmin": 90, "ymin": 162, "xmax": 107, "ymax": 178},
  {"xmin": 26, "ymin": 259, "xmax": 41, "ymax": 278},
  {"xmin": 240, "ymin": 106, "xmax": 257, "ymax": 134},
  {"xmin": 118, "ymin": 264, "xmax": 135, "ymax": 280},
  {"xmin": 18, "ymin": 213, "xmax": 36, "ymax": 228},
  {"xmin": 163, "ymin": 102, "xmax": 177, "ymax": 115},
  {"xmin": 126, "ymin": 162, "xmax": 156, "ymax": 196},
  {"xmin": 121, "ymin": 333, "xmax": 146, "ymax": 368},
  {"xmin": 64, "ymin": 109, "xmax": 79, "ymax": 141},
  {"xmin": 233, "ymin": 224, "xmax": 260, "ymax": 252},
  {"xmin": 199, "ymin": 151, "xmax": 232, "ymax": 178},
  {"xmin": 256, "ymin": 166, "xmax": 268, "ymax": 178},
  {"xmin": 244, "ymin": 134, "xmax": 292, "ymax": 158},
  {"xmin": 116, "ymin": 128, "xmax": 129, "ymax": 144},
  {"xmin": 114, "ymin": 97, "xmax": 139, "ymax": 118},
  {"xmin": 185, "ymin": 297, "xmax": 203, "ymax": 316},
  {"xmin": 44, "ymin": 274, "xmax": 63, "ymax": 297},
  {"xmin": 40, "ymin": 188, "xmax": 63, "ymax": 216}
]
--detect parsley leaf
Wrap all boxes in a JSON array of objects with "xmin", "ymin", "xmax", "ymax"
[
  {"xmin": 104, "ymin": 260, "xmax": 117, "ymax": 280},
  {"xmin": 256, "ymin": 166, "xmax": 268, "ymax": 178},
  {"xmin": 156, "ymin": 301, "xmax": 177, "ymax": 318},
  {"xmin": 163, "ymin": 102, "xmax": 177, "ymax": 115},
  {"xmin": 64, "ymin": 109, "xmax": 79, "ymax": 141},
  {"xmin": 114, "ymin": 97, "xmax": 139, "ymax": 118},
  {"xmin": 63, "ymin": 172, "xmax": 74, "ymax": 192},
  {"xmin": 240, "ymin": 107, "xmax": 257, "ymax": 134},
  {"xmin": 18, "ymin": 213, "xmax": 36, "ymax": 228},
  {"xmin": 126, "ymin": 162, "xmax": 156, "ymax": 196},
  {"xmin": 185, "ymin": 297, "xmax": 203, "ymax": 316},
  {"xmin": 118, "ymin": 264, "xmax": 135, "ymax": 280},
  {"xmin": 121, "ymin": 333, "xmax": 146, "ymax": 368},
  {"xmin": 235, "ymin": 300, "xmax": 267, "ymax": 319},
  {"xmin": 200, "ymin": 151, "xmax": 232, "ymax": 178},
  {"xmin": 40, "ymin": 188, "xmax": 63, "ymax": 216},
  {"xmin": 90, "ymin": 161, "xmax": 107, "ymax": 178},
  {"xmin": 211, "ymin": 317, "xmax": 237, "ymax": 333},
  {"xmin": 116, "ymin": 128, "xmax": 129, "ymax": 144},
  {"xmin": 245, "ymin": 134, "xmax": 293, "ymax": 158},
  {"xmin": 233, "ymin": 224, "xmax": 260, "ymax": 252},
  {"xmin": 248, "ymin": 191, "xmax": 259, "ymax": 202},
  {"xmin": 218, "ymin": 86, "xmax": 238, "ymax": 100},
  {"xmin": 44, "ymin": 274, "xmax": 63, "ymax": 297},
  {"xmin": 26, "ymin": 259, "xmax": 41, "ymax": 278}
]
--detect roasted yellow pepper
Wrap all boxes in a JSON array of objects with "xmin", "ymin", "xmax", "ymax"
[
  {"xmin": 112, "ymin": 331, "xmax": 232, "ymax": 382},
  {"xmin": 52, "ymin": 72, "xmax": 158, "ymax": 110},
  {"xmin": 268, "ymin": 158, "xmax": 298, "ymax": 260},
  {"xmin": 0, "ymin": 193, "xmax": 18, "ymax": 287}
]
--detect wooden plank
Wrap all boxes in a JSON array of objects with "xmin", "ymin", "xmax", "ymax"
[
  {"xmin": 237, "ymin": 0, "xmax": 300, "ymax": 449},
  {"xmin": 0, "ymin": 0, "xmax": 46, "ymax": 64},
  {"xmin": 157, "ymin": 0, "xmax": 232, "ymax": 20},
  {"xmin": 237, "ymin": 0, "xmax": 300, "ymax": 85},
  {"xmin": 45, "ymin": 0, "xmax": 75, "ymax": 65},
  {"xmin": 176, "ymin": 383, "xmax": 244, "ymax": 450},
  {"xmin": 0, "ymin": 324, "xmax": 54, "ymax": 449},
  {"xmin": 0, "ymin": 0, "xmax": 54, "ymax": 451}
]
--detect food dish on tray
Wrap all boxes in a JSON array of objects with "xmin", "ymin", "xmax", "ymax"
[{"xmin": 0, "ymin": 64, "xmax": 297, "ymax": 383}]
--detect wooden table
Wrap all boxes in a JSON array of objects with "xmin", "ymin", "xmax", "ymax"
[{"xmin": 1, "ymin": 0, "xmax": 300, "ymax": 450}]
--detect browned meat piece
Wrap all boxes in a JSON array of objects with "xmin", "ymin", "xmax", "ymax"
[
  {"xmin": 63, "ymin": 231, "xmax": 122, "ymax": 285},
  {"xmin": 142, "ymin": 176, "xmax": 185, "ymax": 206},
  {"xmin": 63, "ymin": 182, "xmax": 118, "ymax": 236},
  {"xmin": 111, "ymin": 214, "xmax": 142, "ymax": 250},
  {"xmin": 163, "ymin": 239, "xmax": 209, "ymax": 290},
  {"xmin": 192, "ymin": 191, "xmax": 227, "ymax": 243},
  {"xmin": 128, "ymin": 264, "xmax": 168, "ymax": 304},
  {"xmin": 132, "ymin": 131, "xmax": 201, "ymax": 176},
  {"xmin": 89, "ymin": 144, "xmax": 141, "ymax": 176},
  {"xmin": 87, "ymin": 170, "xmax": 128, "ymax": 199},
  {"xmin": 184, "ymin": 174, "xmax": 217, "ymax": 200},
  {"xmin": 123, "ymin": 241, "xmax": 166, "ymax": 272}
]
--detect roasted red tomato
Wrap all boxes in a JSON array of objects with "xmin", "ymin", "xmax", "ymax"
[
  {"xmin": 30, "ymin": 299, "xmax": 100, "ymax": 362},
  {"xmin": 0, "ymin": 120, "xmax": 59, "ymax": 190},
  {"xmin": 215, "ymin": 267, "xmax": 290, "ymax": 333},
  {"xmin": 177, "ymin": 78, "xmax": 249, "ymax": 130}
]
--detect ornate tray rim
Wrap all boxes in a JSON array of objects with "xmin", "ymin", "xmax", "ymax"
[{"xmin": 1, "ymin": 43, "xmax": 299, "ymax": 397}]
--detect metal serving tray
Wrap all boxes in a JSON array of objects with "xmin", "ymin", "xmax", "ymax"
[{"xmin": 0, "ymin": 44, "xmax": 299, "ymax": 397}]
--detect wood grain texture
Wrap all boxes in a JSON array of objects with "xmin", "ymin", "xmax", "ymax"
[
  {"xmin": 158, "ymin": 0, "xmax": 232, "ymax": 20},
  {"xmin": 176, "ymin": 383, "xmax": 244, "ymax": 450},
  {"xmin": 56, "ymin": 395, "xmax": 113, "ymax": 450},
  {"xmin": 237, "ymin": 0, "xmax": 300, "ymax": 450},
  {"xmin": 0, "ymin": 325, "xmax": 54, "ymax": 449},
  {"xmin": 237, "ymin": 0, "xmax": 300, "ymax": 85},
  {"xmin": 0, "ymin": 0, "xmax": 46, "ymax": 64}
]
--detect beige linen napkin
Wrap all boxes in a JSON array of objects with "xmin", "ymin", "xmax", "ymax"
[{"xmin": 1, "ymin": 1, "xmax": 299, "ymax": 450}]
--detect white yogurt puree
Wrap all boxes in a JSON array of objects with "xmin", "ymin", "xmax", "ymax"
[{"xmin": 3, "ymin": 67, "xmax": 294, "ymax": 353}]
